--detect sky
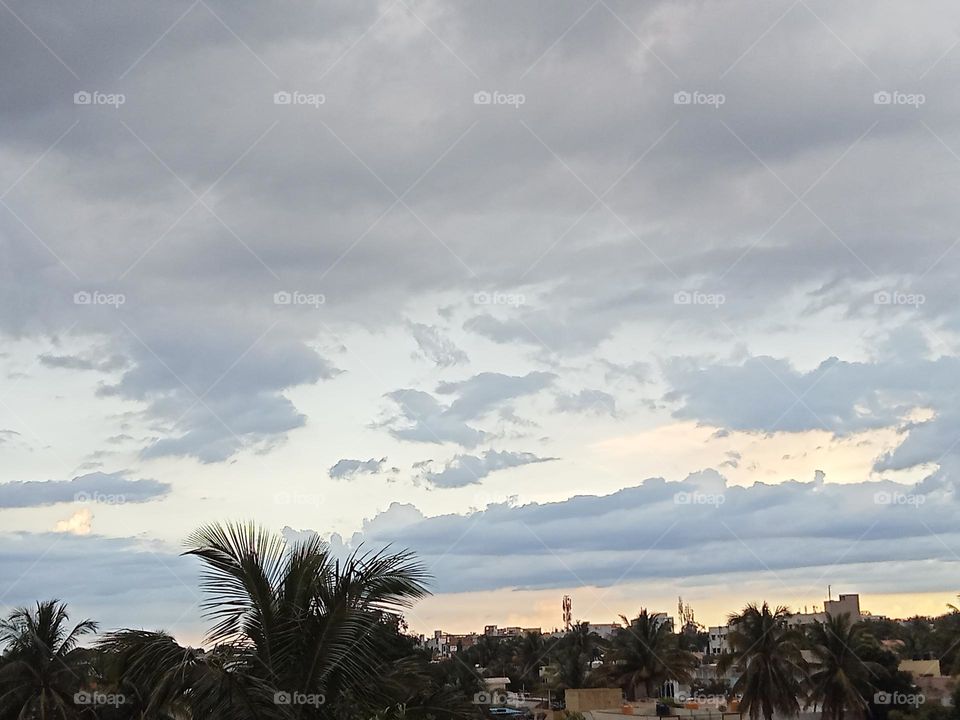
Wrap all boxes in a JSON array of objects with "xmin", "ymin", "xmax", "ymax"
[{"xmin": 1, "ymin": 0, "xmax": 960, "ymax": 644}]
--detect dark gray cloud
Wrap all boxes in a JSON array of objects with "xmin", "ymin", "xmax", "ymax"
[
  {"xmin": 1, "ymin": 0, "xmax": 959, "ymax": 463},
  {"xmin": 101, "ymin": 329, "xmax": 341, "ymax": 463},
  {"xmin": 379, "ymin": 371, "xmax": 555, "ymax": 447},
  {"xmin": 435, "ymin": 371, "xmax": 556, "ymax": 418},
  {"xmin": 39, "ymin": 352, "xmax": 127, "ymax": 372},
  {"xmin": 1, "ymin": 0, "xmax": 960, "ymax": 632},
  {"xmin": 0, "ymin": 471, "xmax": 170, "ymax": 508},
  {"xmin": 663, "ymin": 347, "xmax": 960, "ymax": 485},
  {"xmin": 416, "ymin": 449, "xmax": 555, "ymax": 488},
  {"xmin": 328, "ymin": 456, "xmax": 387, "ymax": 480},
  {"xmin": 0, "ymin": 530, "xmax": 199, "ymax": 635},
  {"xmin": 329, "ymin": 468, "xmax": 958, "ymax": 594},
  {"xmin": 379, "ymin": 389, "xmax": 487, "ymax": 447}
]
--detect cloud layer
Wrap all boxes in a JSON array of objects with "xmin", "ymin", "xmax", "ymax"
[
  {"xmin": 328, "ymin": 469, "xmax": 958, "ymax": 594},
  {"xmin": 0, "ymin": 471, "xmax": 170, "ymax": 508},
  {"xmin": 416, "ymin": 449, "xmax": 555, "ymax": 488}
]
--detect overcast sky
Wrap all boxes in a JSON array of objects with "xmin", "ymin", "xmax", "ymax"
[{"xmin": 1, "ymin": 0, "xmax": 959, "ymax": 641}]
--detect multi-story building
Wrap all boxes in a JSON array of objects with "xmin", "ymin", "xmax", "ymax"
[
  {"xmin": 707, "ymin": 625, "xmax": 729, "ymax": 655},
  {"xmin": 650, "ymin": 612, "xmax": 675, "ymax": 632},
  {"xmin": 704, "ymin": 594, "xmax": 864, "ymax": 661},
  {"xmin": 425, "ymin": 629, "xmax": 483, "ymax": 658},
  {"xmin": 587, "ymin": 622, "xmax": 622, "ymax": 640},
  {"xmin": 483, "ymin": 625, "xmax": 540, "ymax": 638},
  {"xmin": 786, "ymin": 593, "xmax": 862, "ymax": 627}
]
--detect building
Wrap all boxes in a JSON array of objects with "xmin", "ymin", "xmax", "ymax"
[
  {"xmin": 786, "ymin": 593, "xmax": 862, "ymax": 627},
  {"xmin": 651, "ymin": 612, "xmax": 676, "ymax": 632},
  {"xmin": 707, "ymin": 625, "xmax": 729, "ymax": 655},
  {"xmin": 483, "ymin": 625, "xmax": 541, "ymax": 638},
  {"xmin": 706, "ymin": 594, "xmax": 865, "ymax": 659},
  {"xmin": 587, "ymin": 622, "xmax": 622, "ymax": 640},
  {"xmin": 425, "ymin": 629, "xmax": 482, "ymax": 659},
  {"xmin": 900, "ymin": 660, "xmax": 954, "ymax": 705}
]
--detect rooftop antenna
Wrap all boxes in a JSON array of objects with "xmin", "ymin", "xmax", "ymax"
[{"xmin": 828, "ymin": 585, "xmax": 832, "ymax": 601}]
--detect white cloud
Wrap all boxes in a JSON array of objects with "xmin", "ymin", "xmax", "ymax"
[
  {"xmin": 407, "ymin": 321, "xmax": 468, "ymax": 367},
  {"xmin": 555, "ymin": 389, "xmax": 616, "ymax": 416},
  {"xmin": 54, "ymin": 508, "xmax": 93, "ymax": 535}
]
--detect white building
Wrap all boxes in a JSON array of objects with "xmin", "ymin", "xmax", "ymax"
[
  {"xmin": 651, "ymin": 612, "xmax": 676, "ymax": 632},
  {"xmin": 705, "ymin": 594, "xmax": 864, "ymax": 659},
  {"xmin": 786, "ymin": 593, "xmax": 862, "ymax": 627},
  {"xmin": 707, "ymin": 625, "xmax": 730, "ymax": 655},
  {"xmin": 587, "ymin": 622, "xmax": 622, "ymax": 639}
]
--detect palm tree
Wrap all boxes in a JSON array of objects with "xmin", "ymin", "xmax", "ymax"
[
  {"xmin": 470, "ymin": 634, "xmax": 503, "ymax": 669},
  {"xmin": 100, "ymin": 521, "xmax": 452, "ymax": 719},
  {"xmin": 717, "ymin": 603, "xmax": 806, "ymax": 720},
  {"xmin": 545, "ymin": 623, "xmax": 598, "ymax": 691},
  {"xmin": 607, "ymin": 609, "xmax": 697, "ymax": 700},
  {"xmin": 513, "ymin": 631, "xmax": 550, "ymax": 690},
  {"xmin": 0, "ymin": 599, "xmax": 98, "ymax": 720},
  {"xmin": 807, "ymin": 613, "xmax": 881, "ymax": 720}
]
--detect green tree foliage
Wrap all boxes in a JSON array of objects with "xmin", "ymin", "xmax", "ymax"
[
  {"xmin": 0, "ymin": 600, "xmax": 98, "ymax": 720},
  {"xmin": 806, "ymin": 613, "xmax": 882, "ymax": 720},
  {"xmin": 604, "ymin": 610, "xmax": 697, "ymax": 700},
  {"xmin": 717, "ymin": 603, "xmax": 807, "ymax": 720}
]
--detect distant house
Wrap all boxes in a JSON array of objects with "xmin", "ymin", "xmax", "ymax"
[
  {"xmin": 786, "ymin": 594, "xmax": 863, "ymax": 627},
  {"xmin": 900, "ymin": 659, "xmax": 955, "ymax": 705},
  {"xmin": 707, "ymin": 625, "xmax": 729, "ymax": 655},
  {"xmin": 484, "ymin": 625, "xmax": 540, "ymax": 638},
  {"xmin": 899, "ymin": 659, "xmax": 942, "ymax": 678},
  {"xmin": 425, "ymin": 629, "xmax": 481, "ymax": 659},
  {"xmin": 589, "ymin": 622, "xmax": 622, "ymax": 640},
  {"xmin": 484, "ymin": 677, "xmax": 511, "ymax": 692}
]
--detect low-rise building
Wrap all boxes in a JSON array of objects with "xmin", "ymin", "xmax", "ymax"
[
  {"xmin": 707, "ymin": 625, "xmax": 729, "ymax": 655},
  {"xmin": 651, "ymin": 612, "xmax": 676, "ymax": 632},
  {"xmin": 786, "ymin": 594, "xmax": 862, "ymax": 627},
  {"xmin": 425, "ymin": 629, "xmax": 482, "ymax": 659},
  {"xmin": 588, "ymin": 622, "xmax": 622, "ymax": 639},
  {"xmin": 484, "ymin": 625, "xmax": 542, "ymax": 638}
]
